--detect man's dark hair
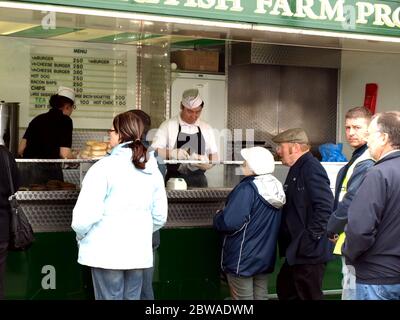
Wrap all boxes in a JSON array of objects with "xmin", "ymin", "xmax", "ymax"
[
  {"xmin": 375, "ymin": 111, "xmax": 400, "ymax": 149},
  {"xmin": 49, "ymin": 94, "xmax": 74, "ymax": 109},
  {"xmin": 345, "ymin": 106, "xmax": 372, "ymax": 120}
]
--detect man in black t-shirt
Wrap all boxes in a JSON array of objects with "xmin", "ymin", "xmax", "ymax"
[{"xmin": 18, "ymin": 86, "xmax": 76, "ymax": 186}]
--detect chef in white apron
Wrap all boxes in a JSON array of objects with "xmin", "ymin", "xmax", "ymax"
[{"xmin": 152, "ymin": 88, "xmax": 218, "ymax": 188}]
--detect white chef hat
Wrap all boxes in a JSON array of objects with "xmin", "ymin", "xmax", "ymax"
[
  {"xmin": 57, "ymin": 86, "xmax": 75, "ymax": 103},
  {"xmin": 241, "ymin": 146, "xmax": 275, "ymax": 175},
  {"xmin": 181, "ymin": 88, "xmax": 203, "ymax": 109}
]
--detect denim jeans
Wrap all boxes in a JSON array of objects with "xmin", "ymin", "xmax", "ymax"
[
  {"xmin": 140, "ymin": 232, "xmax": 160, "ymax": 300},
  {"xmin": 356, "ymin": 283, "xmax": 400, "ymax": 300},
  {"xmin": 141, "ymin": 266, "xmax": 155, "ymax": 300},
  {"xmin": 91, "ymin": 267, "xmax": 144, "ymax": 300}
]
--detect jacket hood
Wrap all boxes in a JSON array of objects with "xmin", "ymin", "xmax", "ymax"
[
  {"xmin": 110, "ymin": 141, "xmax": 158, "ymax": 174},
  {"xmin": 253, "ymin": 174, "xmax": 286, "ymax": 209}
]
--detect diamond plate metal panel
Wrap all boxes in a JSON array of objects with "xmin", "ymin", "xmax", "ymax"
[
  {"xmin": 62, "ymin": 169, "xmax": 80, "ymax": 185},
  {"xmin": 250, "ymin": 43, "xmax": 341, "ymax": 69},
  {"xmin": 227, "ymin": 64, "xmax": 337, "ymax": 155},
  {"xmin": 15, "ymin": 191, "xmax": 78, "ymax": 232},
  {"xmin": 167, "ymin": 189, "xmax": 231, "ymax": 201},
  {"xmin": 22, "ymin": 203, "xmax": 74, "ymax": 233},
  {"xmin": 19, "ymin": 128, "xmax": 109, "ymax": 151},
  {"xmin": 278, "ymin": 66, "xmax": 337, "ymax": 146},
  {"xmin": 15, "ymin": 189, "xmax": 231, "ymax": 232},
  {"xmin": 15, "ymin": 191, "xmax": 80, "ymax": 200},
  {"xmin": 228, "ymin": 64, "xmax": 280, "ymax": 142},
  {"xmin": 71, "ymin": 129, "xmax": 109, "ymax": 150},
  {"xmin": 166, "ymin": 202, "xmax": 224, "ymax": 228}
]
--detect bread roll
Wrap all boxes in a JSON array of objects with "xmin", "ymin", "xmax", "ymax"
[
  {"xmin": 91, "ymin": 150, "xmax": 107, "ymax": 157},
  {"xmin": 91, "ymin": 142, "xmax": 108, "ymax": 151},
  {"xmin": 86, "ymin": 140, "xmax": 98, "ymax": 146},
  {"xmin": 80, "ymin": 150, "xmax": 91, "ymax": 159}
]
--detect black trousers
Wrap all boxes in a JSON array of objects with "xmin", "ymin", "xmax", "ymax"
[
  {"xmin": 276, "ymin": 260, "xmax": 326, "ymax": 300},
  {"xmin": 0, "ymin": 241, "xmax": 8, "ymax": 300}
]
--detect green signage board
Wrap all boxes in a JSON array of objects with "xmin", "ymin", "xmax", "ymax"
[{"xmin": 19, "ymin": 0, "xmax": 400, "ymax": 37}]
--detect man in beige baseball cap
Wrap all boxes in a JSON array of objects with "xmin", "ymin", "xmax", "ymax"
[{"xmin": 152, "ymin": 88, "xmax": 218, "ymax": 188}]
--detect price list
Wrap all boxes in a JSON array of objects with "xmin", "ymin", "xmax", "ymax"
[{"xmin": 30, "ymin": 46, "xmax": 128, "ymax": 119}]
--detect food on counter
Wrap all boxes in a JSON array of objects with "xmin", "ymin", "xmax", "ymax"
[
  {"xmin": 47, "ymin": 180, "xmax": 76, "ymax": 190},
  {"xmin": 79, "ymin": 140, "xmax": 110, "ymax": 159},
  {"xmin": 26, "ymin": 180, "xmax": 76, "ymax": 191},
  {"xmin": 29, "ymin": 184, "xmax": 47, "ymax": 191}
]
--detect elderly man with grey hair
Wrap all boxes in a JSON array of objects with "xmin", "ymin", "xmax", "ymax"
[{"xmin": 343, "ymin": 111, "xmax": 400, "ymax": 300}]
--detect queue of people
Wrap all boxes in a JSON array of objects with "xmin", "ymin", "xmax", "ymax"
[{"xmin": 1, "ymin": 83, "xmax": 400, "ymax": 300}]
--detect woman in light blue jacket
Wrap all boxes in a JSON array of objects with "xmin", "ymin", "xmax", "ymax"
[{"xmin": 71, "ymin": 111, "xmax": 168, "ymax": 300}]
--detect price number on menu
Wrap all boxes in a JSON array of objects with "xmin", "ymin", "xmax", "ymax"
[
  {"xmin": 72, "ymin": 58, "xmax": 84, "ymax": 93},
  {"xmin": 115, "ymin": 95, "xmax": 126, "ymax": 106}
]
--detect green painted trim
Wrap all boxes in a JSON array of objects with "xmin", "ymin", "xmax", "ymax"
[
  {"xmin": 88, "ymin": 32, "xmax": 162, "ymax": 43},
  {"xmin": 16, "ymin": 0, "xmax": 400, "ymax": 38},
  {"xmin": 172, "ymin": 39, "xmax": 225, "ymax": 48},
  {"xmin": 11, "ymin": 26, "xmax": 80, "ymax": 38}
]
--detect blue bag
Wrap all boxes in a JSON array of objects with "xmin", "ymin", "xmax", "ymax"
[{"xmin": 319, "ymin": 143, "xmax": 347, "ymax": 162}]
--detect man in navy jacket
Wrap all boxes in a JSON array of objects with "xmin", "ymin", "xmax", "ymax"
[
  {"xmin": 273, "ymin": 128, "xmax": 334, "ymax": 300},
  {"xmin": 343, "ymin": 111, "xmax": 400, "ymax": 300}
]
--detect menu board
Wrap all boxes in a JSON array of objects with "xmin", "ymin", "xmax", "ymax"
[{"xmin": 30, "ymin": 46, "xmax": 128, "ymax": 119}]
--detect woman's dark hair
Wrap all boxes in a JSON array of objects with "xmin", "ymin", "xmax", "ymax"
[
  {"xmin": 128, "ymin": 109, "xmax": 151, "ymax": 135},
  {"xmin": 49, "ymin": 94, "xmax": 74, "ymax": 109},
  {"xmin": 113, "ymin": 111, "xmax": 148, "ymax": 169}
]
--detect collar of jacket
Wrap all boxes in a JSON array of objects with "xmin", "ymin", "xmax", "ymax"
[
  {"xmin": 291, "ymin": 151, "xmax": 313, "ymax": 170},
  {"xmin": 110, "ymin": 141, "xmax": 133, "ymax": 156},
  {"xmin": 352, "ymin": 143, "xmax": 368, "ymax": 159},
  {"xmin": 240, "ymin": 175, "xmax": 257, "ymax": 184},
  {"xmin": 375, "ymin": 149, "xmax": 400, "ymax": 165}
]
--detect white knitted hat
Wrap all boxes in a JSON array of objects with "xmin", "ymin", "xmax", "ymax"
[{"xmin": 241, "ymin": 147, "xmax": 275, "ymax": 175}]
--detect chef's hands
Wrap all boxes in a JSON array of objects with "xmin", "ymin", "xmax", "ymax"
[
  {"xmin": 169, "ymin": 150, "xmax": 213, "ymax": 170},
  {"xmin": 169, "ymin": 148, "xmax": 190, "ymax": 160},
  {"xmin": 192, "ymin": 154, "xmax": 213, "ymax": 171}
]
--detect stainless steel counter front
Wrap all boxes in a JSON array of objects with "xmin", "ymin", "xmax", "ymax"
[{"xmin": 15, "ymin": 188, "xmax": 232, "ymax": 233}]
